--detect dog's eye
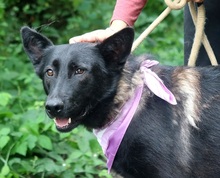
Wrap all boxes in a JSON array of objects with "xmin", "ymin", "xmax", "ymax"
[
  {"xmin": 75, "ymin": 68, "xmax": 84, "ymax": 75},
  {"xmin": 46, "ymin": 69, "xmax": 54, "ymax": 76}
]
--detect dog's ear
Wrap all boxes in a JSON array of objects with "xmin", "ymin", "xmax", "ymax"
[
  {"xmin": 20, "ymin": 26, "xmax": 53, "ymax": 67},
  {"xmin": 97, "ymin": 27, "xmax": 134, "ymax": 70}
]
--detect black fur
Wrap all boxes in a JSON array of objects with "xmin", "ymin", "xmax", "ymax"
[{"xmin": 21, "ymin": 26, "xmax": 220, "ymax": 177}]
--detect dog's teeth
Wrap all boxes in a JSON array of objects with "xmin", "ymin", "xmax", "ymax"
[{"xmin": 68, "ymin": 118, "xmax": 71, "ymax": 124}]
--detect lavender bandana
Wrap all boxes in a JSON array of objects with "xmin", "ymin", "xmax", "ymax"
[{"xmin": 93, "ymin": 60, "xmax": 177, "ymax": 172}]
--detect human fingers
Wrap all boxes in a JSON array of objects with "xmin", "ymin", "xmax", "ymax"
[
  {"xmin": 69, "ymin": 31, "xmax": 99, "ymax": 43},
  {"xmin": 69, "ymin": 29, "xmax": 115, "ymax": 44}
]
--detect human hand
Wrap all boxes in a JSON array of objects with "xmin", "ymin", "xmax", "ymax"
[
  {"xmin": 69, "ymin": 20, "xmax": 128, "ymax": 43},
  {"xmin": 69, "ymin": 28, "xmax": 115, "ymax": 43}
]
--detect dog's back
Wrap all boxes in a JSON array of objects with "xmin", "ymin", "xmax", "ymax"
[{"xmin": 114, "ymin": 63, "xmax": 220, "ymax": 177}]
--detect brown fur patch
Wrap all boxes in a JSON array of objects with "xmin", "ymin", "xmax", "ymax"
[
  {"xmin": 172, "ymin": 67, "xmax": 201, "ymax": 127},
  {"xmin": 169, "ymin": 67, "xmax": 202, "ymax": 167},
  {"xmin": 112, "ymin": 69, "xmax": 143, "ymax": 119}
]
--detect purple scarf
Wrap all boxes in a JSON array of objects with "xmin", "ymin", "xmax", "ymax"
[{"xmin": 93, "ymin": 60, "xmax": 177, "ymax": 172}]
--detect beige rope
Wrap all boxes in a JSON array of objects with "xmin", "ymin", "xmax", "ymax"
[
  {"xmin": 187, "ymin": 2, "xmax": 205, "ymax": 66},
  {"xmin": 187, "ymin": 2, "xmax": 218, "ymax": 66},
  {"xmin": 165, "ymin": 0, "xmax": 187, "ymax": 9},
  {"xmin": 132, "ymin": 0, "xmax": 217, "ymax": 67},
  {"xmin": 131, "ymin": 0, "xmax": 187, "ymax": 52}
]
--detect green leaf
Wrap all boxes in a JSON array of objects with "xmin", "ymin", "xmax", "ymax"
[
  {"xmin": 0, "ymin": 164, "xmax": 10, "ymax": 176},
  {"xmin": 35, "ymin": 158, "xmax": 62, "ymax": 173},
  {"xmin": 38, "ymin": 135, "xmax": 53, "ymax": 150},
  {"xmin": 99, "ymin": 169, "xmax": 112, "ymax": 178},
  {"xmin": 0, "ymin": 135, "xmax": 10, "ymax": 149},
  {"xmin": 89, "ymin": 139, "xmax": 101, "ymax": 153},
  {"xmin": 0, "ymin": 128, "xmax": 10, "ymax": 136},
  {"xmin": 77, "ymin": 136, "xmax": 90, "ymax": 153},
  {"xmin": 20, "ymin": 159, "xmax": 35, "ymax": 173},
  {"xmin": 47, "ymin": 151, "xmax": 63, "ymax": 162},
  {"xmin": 0, "ymin": 92, "xmax": 12, "ymax": 106},
  {"xmin": 14, "ymin": 141, "xmax": 28, "ymax": 156},
  {"xmin": 26, "ymin": 135, "xmax": 37, "ymax": 150},
  {"xmin": 69, "ymin": 150, "xmax": 83, "ymax": 160},
  {"xmin": 73, "ymin": 163, "xmax": 84, "ymax": 173}
]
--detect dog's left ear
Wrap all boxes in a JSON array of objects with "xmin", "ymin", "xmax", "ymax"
[
  {"xmin": 97, "ymin": 27, "xmax": 134, "ymax": 70},
  {"xmin": 20, "ymin": 26, "xmax": 53, "ymax": 66}
]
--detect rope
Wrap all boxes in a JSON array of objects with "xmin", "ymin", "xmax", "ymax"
[
  {"xmin": 131, "ymin": 0, "xmax": 187, "ymax": 52},
  {"xmin": 187, "ymin": 2, "xmax": 218, "ymax": 66},
  {"xmin": 131, "ymin": 0, "xmax": 217, "ymax": 66},
  {"xmin": 165, "ymin": 0, "xmax": 187, "ymax": 9},
  {"xmin": 187, "ymin": 2, "xmax": 205, "ymax": 66}
]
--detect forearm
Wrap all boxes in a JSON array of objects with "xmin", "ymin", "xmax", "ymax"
[
  {"xmin": 111, "ymin": 0, "xmax": 148, "ymax": 27},
  {"xmin": 69, "ymin": 0, "xmax": 147, "ymax": 43}
]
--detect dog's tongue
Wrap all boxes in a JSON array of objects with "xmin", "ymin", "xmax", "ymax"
[{"xmin": 55, "ymin": 118, "xmax": 69, "ymax": 127}]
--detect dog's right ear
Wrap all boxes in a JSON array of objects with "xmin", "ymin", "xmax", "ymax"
[
  {"xmin": 20, "ymin": 26, "xmax": 53, "ymax": 68},
  {"xmin": 97, "ymin": 27, "xmax": 134, "ymax": 71}
]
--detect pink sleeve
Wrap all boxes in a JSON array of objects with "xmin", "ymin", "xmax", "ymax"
[{"xmin": 110, "ymin": 0, "xmax": 148, "ymax": 26}]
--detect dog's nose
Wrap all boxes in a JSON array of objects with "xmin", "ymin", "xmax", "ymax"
[{"xmin": 45, "ymin": 98, "xmax": 64, "ymax": 115}]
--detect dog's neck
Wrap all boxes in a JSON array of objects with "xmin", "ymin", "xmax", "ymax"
[
  {"xmin": 93, "ymin": 59, "xmax": 177, "ymax": 172},
  {"xmin": 111, "ymin": 57, "xmax": 177, "ymax": 120},
  {"xmin": 93, "ymin": 85, "xmax": 143, "ymax": 172}
]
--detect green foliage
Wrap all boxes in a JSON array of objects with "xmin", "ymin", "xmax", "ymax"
[{"xmin": 0, "ymin": 0, "xmax": 183, "ymax": 177}]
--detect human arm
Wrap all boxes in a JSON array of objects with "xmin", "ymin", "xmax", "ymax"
[
  {"xmin": 69, "ymin": 0, "xmax": 147, "ymax": 43},
  {"xmin": 69, "ymin": 20, "xmax": 128, "ymax": 43}
]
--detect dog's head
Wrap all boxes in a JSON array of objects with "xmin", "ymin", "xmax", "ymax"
[{"xmin": 21, "ymin": 26, "xmax": 134, "ymax": 132}]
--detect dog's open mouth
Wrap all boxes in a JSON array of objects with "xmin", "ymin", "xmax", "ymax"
[{"xmin": 54, "ymin": 117, "xmax": 81, "ymax": 132}]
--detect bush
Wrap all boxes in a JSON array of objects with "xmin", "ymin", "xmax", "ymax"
[{"xmin": 0, "ymin": 0, "xmax": 183, "ymax": 177}]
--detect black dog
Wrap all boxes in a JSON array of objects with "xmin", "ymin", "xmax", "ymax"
[{"xmin": 21, "ymin": 26, "xmax": 220, "ymax": 178}]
